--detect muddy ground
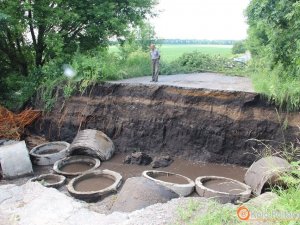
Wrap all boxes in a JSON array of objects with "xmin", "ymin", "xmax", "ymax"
[{"xmin": 0, "ymin": 153, "xmax": 246, "ymax": 187}]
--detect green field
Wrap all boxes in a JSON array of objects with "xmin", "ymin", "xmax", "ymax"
[
  {"xmin": 110, "ymin": 44, "xmax": 233, "ymax": 62},
  {"xmin": 159, "ymin": 44, "xmax": 233, "ymax": 62}
]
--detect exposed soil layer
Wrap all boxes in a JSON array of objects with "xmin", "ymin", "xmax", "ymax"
[
  {"xmin": 74, "ymin": 176, "xmax": 114, "ymax": 192},
  {"xmin": 30, "ymin": 83, "xmax": 300, "ymax": 166},
  {"xmin": 152, "ymin": 174, "xmax": 189, "ymax": 184},
  {"xmin": 203, "ymin": 179, "xmax": 245, "ymax": 194},
  {"xmin": 60, "ymin": 162, "xmax": 94, "ymax": 173}
]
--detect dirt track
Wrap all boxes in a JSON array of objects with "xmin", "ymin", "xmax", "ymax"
[{"xmin": 110, "ymin": 73, "xmax": 254, "ymax": 93}]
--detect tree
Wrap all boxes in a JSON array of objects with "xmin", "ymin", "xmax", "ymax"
[
  {"xmin": 246, "ymin": 0, "xmax": 300, "ymax": 110},
  {"xmin": 246, "ymin": 0, "xmax": 300, "ymax": 73},
  {"xmin": 0, "ymin": 0, "xmax": 157, "ymax": 76}
]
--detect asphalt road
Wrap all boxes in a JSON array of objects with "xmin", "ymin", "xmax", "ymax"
[{"xmin": 110, "ymin": 73, "xmax": 254, "ymax": 93}]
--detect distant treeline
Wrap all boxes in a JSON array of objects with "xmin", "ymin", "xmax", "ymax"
[
  {"xmin": 158, "ymin": 39, "xmax": 237, "ymax": 45},
  {"xmin": 111, "ymin": 39, "xmax": 238, "ymax": 45}
]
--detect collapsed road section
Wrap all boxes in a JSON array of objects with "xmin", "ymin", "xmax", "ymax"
[{"xmin": 31, "ymin": 83, "xmax": 300, "ymax": 166}]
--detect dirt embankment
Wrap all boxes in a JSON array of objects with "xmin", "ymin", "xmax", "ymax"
[{"xmin": 30, "ymin": 83, "xmax": 300, "ymax": 166}]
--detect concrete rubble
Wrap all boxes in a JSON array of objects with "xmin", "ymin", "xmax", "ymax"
[
  {"xmin": 0, "ymin": 141, "xmax": 33, "ymax": 179},
  {"xmin": 0, "ymin": 182, "xmax": 204, "ymax": 225}
]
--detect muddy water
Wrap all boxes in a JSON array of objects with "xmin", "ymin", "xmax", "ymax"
[
  {"xmin": 154, "ymin": 174, "xmax": 189, "ymax": 184},
  {"xmin": 204, "ymin": 179, "xmax": 245, "ymax": 194},
  {"xmin": 41, "ymin": 177, "xmax": 59, "ymax": 184},
  {"xmin": 74, "ymin": 176, "xmax": 114, "ymax": 192},
  {"xmin": 101, "ymin": 154, "xmax": 247, "ymax": 182},
  {"xmin": 60, "ymin": 162, "xmax": 93, "ymax": 173}
]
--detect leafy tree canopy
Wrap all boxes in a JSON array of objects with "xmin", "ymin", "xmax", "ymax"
[
  {"xmin": 247, "ymin": 0, "xmax": 300, "ymax": 110},
  {"xmin": 0, "ymin": 0, "xmax": 157, "ymax": 76},
  {"xmin": 246, "ymin": 0, "xmax": 300, "ymax": 75}
]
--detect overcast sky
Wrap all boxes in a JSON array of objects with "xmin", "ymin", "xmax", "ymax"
[{"xmin": 150, "ymin": 0, "xmax": 250, "ymax": 40}]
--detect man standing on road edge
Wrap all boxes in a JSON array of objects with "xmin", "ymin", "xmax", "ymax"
[{"xmin": 150, "ymin": 44, "xmax": 160, "ymax": 82}]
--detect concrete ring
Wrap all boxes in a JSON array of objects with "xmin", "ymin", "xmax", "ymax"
[{"xmin": 142, "ymin": 170, "xmax": 195, "ymax": 196}]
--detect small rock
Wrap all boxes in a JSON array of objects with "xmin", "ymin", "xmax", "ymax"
[
  {"xmin": 151, "ymin": 155, "xmax": 174, "ymax": 168},
  {"xmin": 245, "ymin": 192, "xmax": 278, "ymax": 208},
  {"xmin": 123, "ymin": 152, "xmax": 152, "ymax": 165}
]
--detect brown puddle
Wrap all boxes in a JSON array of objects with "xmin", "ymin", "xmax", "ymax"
[
  {"xmin": 204, "ymin": 179, "xmax": 245, "ymax": 194},
  {"xmin": 153, "ymin": 174, "xmax": 189, "ymax": 184},
  {"xmin": 60, "ymin": 162, "xmax": 93, "ymax": 173},
  {"xmin": 74, "ymin": 176, "xmax": 114, "ymax": 192},
  {"xmin": 40, "ymin": 177, "xmax": 58, "ymax": 184},
  {"xmin": 100, "ymin": 154, "xmax": 247, "ymax": 182}
]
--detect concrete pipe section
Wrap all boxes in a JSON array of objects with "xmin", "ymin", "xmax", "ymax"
[
  {"xmin": 244, "ymin": 156, "xmax": 291, "ymax": 196},
  {"xmin": 67, "ymin": 169, "xmax": 122, "ymax": 202},
  {"xmin": 68, "ymin": 129, "xmax": 115, "ymax": 161},
  {"xmin": 195, "ymin": 176, "xmax": 251, "ymax": 204},
  {"xmin": 30, "ymin": 141, "xmax": 70, "ymax": 166},
  {"xmin": 53, "ymin": 155, "xmax": 101, "ymax": 177},
  {"xmin": 30, "ymin": 174, "xmax": 66, "ymax": 189},
  {"xmin": 142, "ymin": 170, "xmax": 195, "ymax": 196}
]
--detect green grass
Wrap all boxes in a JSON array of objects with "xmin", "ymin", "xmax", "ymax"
[
  {"xmin": 110, "ymin": 44, "xmax": 233, "ymax": 62},
  {"xmin": 159, "ymin": 44, "xmax": 233, "ymax": 62},
  {"xmin": 176, "ymin": 199, "xmax": 241, "ymax": 225}
]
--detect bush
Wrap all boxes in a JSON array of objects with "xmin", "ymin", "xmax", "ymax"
[
  {"xmin": 246, "ymin": 0, "xmax": 300, "ymax": 111},
  {"xmin": 161, "ymin": 51, "xmax": 248, "ymax": 76},
  {"xmin": 120, "ymin": 50, "xmax": 151, "ymax": 78},
  {"xmin": 1, "ymin": 73, "xmax": 39, "ymax": 111},
  {"xmin": 232, "ymin": 41, "xmax": 247, "ymax": 54},
  {"xmin": 251, "ymin": 61, "xmax": 300, "ymax": 111}
]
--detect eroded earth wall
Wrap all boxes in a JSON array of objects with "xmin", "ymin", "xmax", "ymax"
[{"xmin": 31, "ymin": 84, "xmax": 300, "ymax": 166}]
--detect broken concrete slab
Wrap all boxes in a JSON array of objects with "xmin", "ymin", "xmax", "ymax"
[
  {"xmin": 0, "ymin": 182, "xmax": 112, "ymax": 225},
  {"xmin": 0, "ymin": 141, "xmax": 33, "ymax": 179},
  {"xmin": 111, "ymin": 176, "xmax": 179, "ymax": 212},
  {"xmin": 244, "ymin": 156, "xmax": 291, "ymax": 196},
  {"xmin": 0, "ymin": 182, "xmax": 207, "ymax": 225}
]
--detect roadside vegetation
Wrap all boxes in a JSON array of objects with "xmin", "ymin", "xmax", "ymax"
[
  {"xmin": 0, "ymin": 0, "xmax": 157, "ymax": 110},
  {"xmin": 246, "ymin": 0, "xmax": 300, "ymax": 111}
]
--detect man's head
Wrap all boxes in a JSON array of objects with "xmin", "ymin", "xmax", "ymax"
[{"xmin": 150, "ymin": 44, "xmax": 155, "ymax": 50}]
